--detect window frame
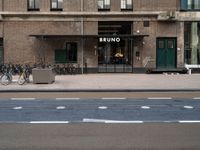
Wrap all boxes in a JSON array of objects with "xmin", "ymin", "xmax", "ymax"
[
  {"xmin": 98, "ymin": 0, "xmax": 111, "ymax": 11},
  {"xmin": 27, "ymin": 0, "xmax": 40, "ymax": 11},
  {"xmin": 50, "ymin": 0, "xmax": 63, "ymax": 11},
  {"xmin": 181, "ymin": 0, "xmax": 200, "ymax": 11},
  {"xmin": 121, "ymin": 0, "xmax": 133, "ymax": 11}
]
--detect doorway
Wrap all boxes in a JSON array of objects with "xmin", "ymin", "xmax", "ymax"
[
  {"xmin": 156, "ymin": 38, "xmax": 177, "ymax": 69},
  {"xmin": 98, "ymin": 21, "xmax": 133, "ymax": 73}
]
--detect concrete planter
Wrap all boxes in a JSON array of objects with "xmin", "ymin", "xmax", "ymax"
[{"xmin": 32, "ymin": 68, "xmax": 55, "ymax": 84}]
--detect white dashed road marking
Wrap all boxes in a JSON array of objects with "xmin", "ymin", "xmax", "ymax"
[
  {"xmin": 179, "ymin": 120, "xmax": 200, "ymax": 123},
  {"xmin": 82, "ymin": 118, "xmax": 143, "ymax": 124},
  {"xmin": 193, "ymin": 97, "xmax": 200, "ymax": 100},
  {"xmin": 13, "ymin": 106, "xmax": 23, "ymax": 110},
  {"xmin": 56, "ymin": 98, "xmax": 80, "ymax": 100},
  {"xmin": 30, "ymin": 121, "xmax": 69, "ymax": 124},
  {"xmin": 148, "ymin": 97, "xmax": 172, "ymax": 100},
  {"xmin": 183, "ymin": 106, "xmax": 194, "ymax": 109},
  {"xmin": 56, "ymin": 106, "xmax": 66, "ymax": 110},
  {"xmin": 141, "ymin": 106, "xmax": 150, "ymax": 109},
  {"xmin": 98, "ymin": 106, "xmax": 108, "ymax": 110},
  {"xmin": 101, "ymin": 98, "xmax": 126, "ymax": 100},
  {"xmin": 11, "ymin": 98, "xmax": 36, "ymax": 100}
]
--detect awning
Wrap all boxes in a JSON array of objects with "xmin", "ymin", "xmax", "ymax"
[{"xmin": 29, "ymin": 34, "xmax": 149, "ymax": 39}]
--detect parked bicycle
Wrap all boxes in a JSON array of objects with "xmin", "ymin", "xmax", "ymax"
[
  {"xmin": 17, "ymin": 65, "xmax": 31, "ymax": 85},
  {"xmin": 0, "ymin": 64, "xmax": 13, "ymax": 85}
]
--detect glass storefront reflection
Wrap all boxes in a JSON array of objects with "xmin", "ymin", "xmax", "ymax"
[{"xmin": 184, "ymin": 22, "xmax": 200, "ymax": 65}]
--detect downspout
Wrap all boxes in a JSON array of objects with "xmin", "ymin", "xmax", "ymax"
[{"xmin": 81, "ymin": 0, "xmax": 84, "ymax": 74}]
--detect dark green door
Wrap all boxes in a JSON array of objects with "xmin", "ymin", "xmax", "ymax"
[{"xmin": 156, "ymin": 38, "xmax": 176, "ymax": 69}]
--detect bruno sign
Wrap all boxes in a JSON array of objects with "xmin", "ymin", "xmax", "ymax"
[{"xmin": 99, "ymin": 37, "xmax": 121, "ymax": 43}]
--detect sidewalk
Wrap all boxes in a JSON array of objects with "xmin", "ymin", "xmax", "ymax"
[{"xmin": 0, "ymin": 74, "xmax": 200, "ymax": 92}]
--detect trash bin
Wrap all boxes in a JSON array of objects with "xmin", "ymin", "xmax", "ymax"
[{"xmin": 32, "ymin": 68, "xmax": 55, "ymax": 84}]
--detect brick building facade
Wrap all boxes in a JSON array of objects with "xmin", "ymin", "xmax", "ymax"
[{"xmin": 0, "ymin": 0, "xmax": 200, "ymax": 73}]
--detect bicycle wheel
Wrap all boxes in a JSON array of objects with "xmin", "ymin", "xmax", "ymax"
[
  {"xmin": 18, "ymin": 74, "xmax": 26, "ymax": 85},
  {"xmin": 0, "ymin": 75, "xmax": 12, "ymax": 85}
]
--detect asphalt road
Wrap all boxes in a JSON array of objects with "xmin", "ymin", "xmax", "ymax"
[
  {"xmin": 0, "ymin": 94, "xmax": 200, "ymax": 149},
  {"xmin": 0, "ymin": 98, "xmax": 200, "ymax": 123},
  {"xmin": 1, "ymin": 123, "xmax": 200, "ymax": 150}
]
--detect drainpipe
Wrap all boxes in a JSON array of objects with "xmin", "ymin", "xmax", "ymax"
[{"xmin": 81, "ymin": 0, "xmax": 84, "ymax": 74}]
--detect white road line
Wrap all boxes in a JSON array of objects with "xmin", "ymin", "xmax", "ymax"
[
  {"xmin": 183, "ymin": 106, "xmax": 194, "ymax": 109},
  {"xmin": 11, "ymin": 98, "xmax": 36, "ymax": 100},
  {"xmin": 105, "ymin": 121, "xmax": 144, "ymax": 124},
  {"xmin": 56, "ymin": 98, "xmax": 80, "ymax": 100},
  {"xmin": 98, "ymin": 106, "xmax": 108, "ymax": 110},
  {"xmin": 179, "ymin": 120, "xmax": 200, "ymax": 123},
  {"xmin": 13, "ymin": 106, "xmax": 23, "ymax": 110},
  {"xmin": 101, "ymin": 97, "xmax": 126, "ymax": 100},
  {"xmin": 193, "ymin": 97, "xmax": 200, "ymax": 100},
  {"xmin": 56, "ymin": 106, "xmax": 66, "ymax": 110},
  {"xmin": 148, "ymin": 97, "xmax": 172, "ymax": 100},
  {"xmin": 141, "ymin": 106, "xmax": 150, "ymax": 109},
  {"xmin": 30, "ymin": 121, "xmax": 69, "ymax": 124},
  {"xmin": 82, "ymin": 118, "xmax": 143, "ymax": 124},
  {"xmin": 82, "ymin": 118, "xmax": 107, "ymax": 123}
]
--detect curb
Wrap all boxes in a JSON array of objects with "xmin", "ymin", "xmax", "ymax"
[{"xmin": 0, "ymin": 89, "xmax": 200, "ymax": 92}]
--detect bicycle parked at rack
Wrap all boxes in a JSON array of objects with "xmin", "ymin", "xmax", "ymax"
[
  {"xmin": 18, "ymin": 65, "xmax": 31, "ymax": 85},
  {"xmin": 0, "ymin": 64, "xmax": 13, "ymax": 85}
]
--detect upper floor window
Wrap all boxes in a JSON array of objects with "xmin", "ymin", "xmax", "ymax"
[
  {"xmin": 121, "ymin": 0, "xmax": 133, "ymax": 10},
  {"xmin": 51, "ymin": 0, "xmax": 63, "ymax": 11},
  {"xmin": 181, "ymin": 0, "xmax": 200, "ymax": 10},
  {"xmin": 98, "ymin": 0, "xmax": 110, "ymax": 11},
  {"xmin": 28, "ymin": 0, "xmax": 40, "ymax": 11}
]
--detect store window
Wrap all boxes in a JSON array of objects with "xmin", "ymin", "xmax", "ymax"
[
  {"xmin": 121, "ymin": 0, "xmax": 133, "ymax": 10},
  {"xmin": 51, "ymin": 0, "xmax": 63, "ymax": 11},
  {"xmin": 0, "ymin": 38, "xmax": 3, "ymax": 64},
  {"xmin": 98, "ymin": 0, "xmax": 110, "ymax": 11},
  {"xmin": 28, "ymin": 0, "xmax": 40, "ymax": 11},
  {"xmin": 184, "ymin": 22, "xmax": 200, "ymax": 64},
  {"xmin": 55, "ymin": 42, "xmax": 77, "ymax": 63},
  {"xmin": 181, "ymin": 0, "xmax": 200, "ymax": 10}
]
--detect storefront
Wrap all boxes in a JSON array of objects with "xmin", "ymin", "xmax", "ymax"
[
  {"xmin": 30, "ymin": 21, "xmax": 148, "ymax": 73},
  {"xmin": 97, "ymin": 21, "xmax": 148, "ymax": 73}
]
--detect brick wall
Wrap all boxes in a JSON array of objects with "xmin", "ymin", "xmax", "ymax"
[
  {"xmin": 3, "ymin": 21, "xmax": 82, "ymax": 64},
  {"xmin": 133, "ymin": 20, "xmax": 184, "ymax": 68},
  {"xmin": 1, "ymin": 0, "xmax": 179, "ymax": 12}
]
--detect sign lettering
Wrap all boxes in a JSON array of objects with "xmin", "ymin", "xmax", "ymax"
[{"xmin": 99, "ymin": 37, "xmax": 121, "ymax": 43}]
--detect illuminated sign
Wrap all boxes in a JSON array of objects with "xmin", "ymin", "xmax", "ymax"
[{"xmin": 99, "ymin": 37, "xmax": 121, "ymax": 43}]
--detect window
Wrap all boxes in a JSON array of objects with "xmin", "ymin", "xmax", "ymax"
[
  {"xmin": 98, "ymin": 0, "xmax": 110, "ymax": 11},
  {"xmin": 158, "ymin": 40, "xmax": 164, "ymax": 49},
  {"xmin": 181, "ymin": 0, "xmax": 200, "ymax": 10},
  {"xmin": 121, "ymin": 0, "xmax": 133, "ymax": 10},
  {"xmin": 184, "ymin": 22, "xmax": 200, "ymax": 64},
  {"xmin": 28, "ymin": 0, "xmax": 40, "ymax": 11},
  {"xmin": 143, "ymin": 21, "xmax": 150, "ymax": 27},
  {"xmin": 194, "ymin": 0, "xmax": 200, "ymax": 9},
  {"xmin": 55, "ymin": 43, "xmax": 77, "ymax": 63},
  {"xmin": 51, "ymin": 0, "xmax": 63, "ymax": 11}
]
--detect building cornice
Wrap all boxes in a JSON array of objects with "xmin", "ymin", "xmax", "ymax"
[
  {"xmin": 1, "ymin": 11, "xmax": 200, "ymax": 22},
  {"xmin": 0, "ymin": 11, "xmax": 160, "ymax": 17}
]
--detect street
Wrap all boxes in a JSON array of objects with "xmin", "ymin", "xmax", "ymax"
[{"xmin": 0, "ymin": 92, "xmax": 200, "ymax": 149}]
